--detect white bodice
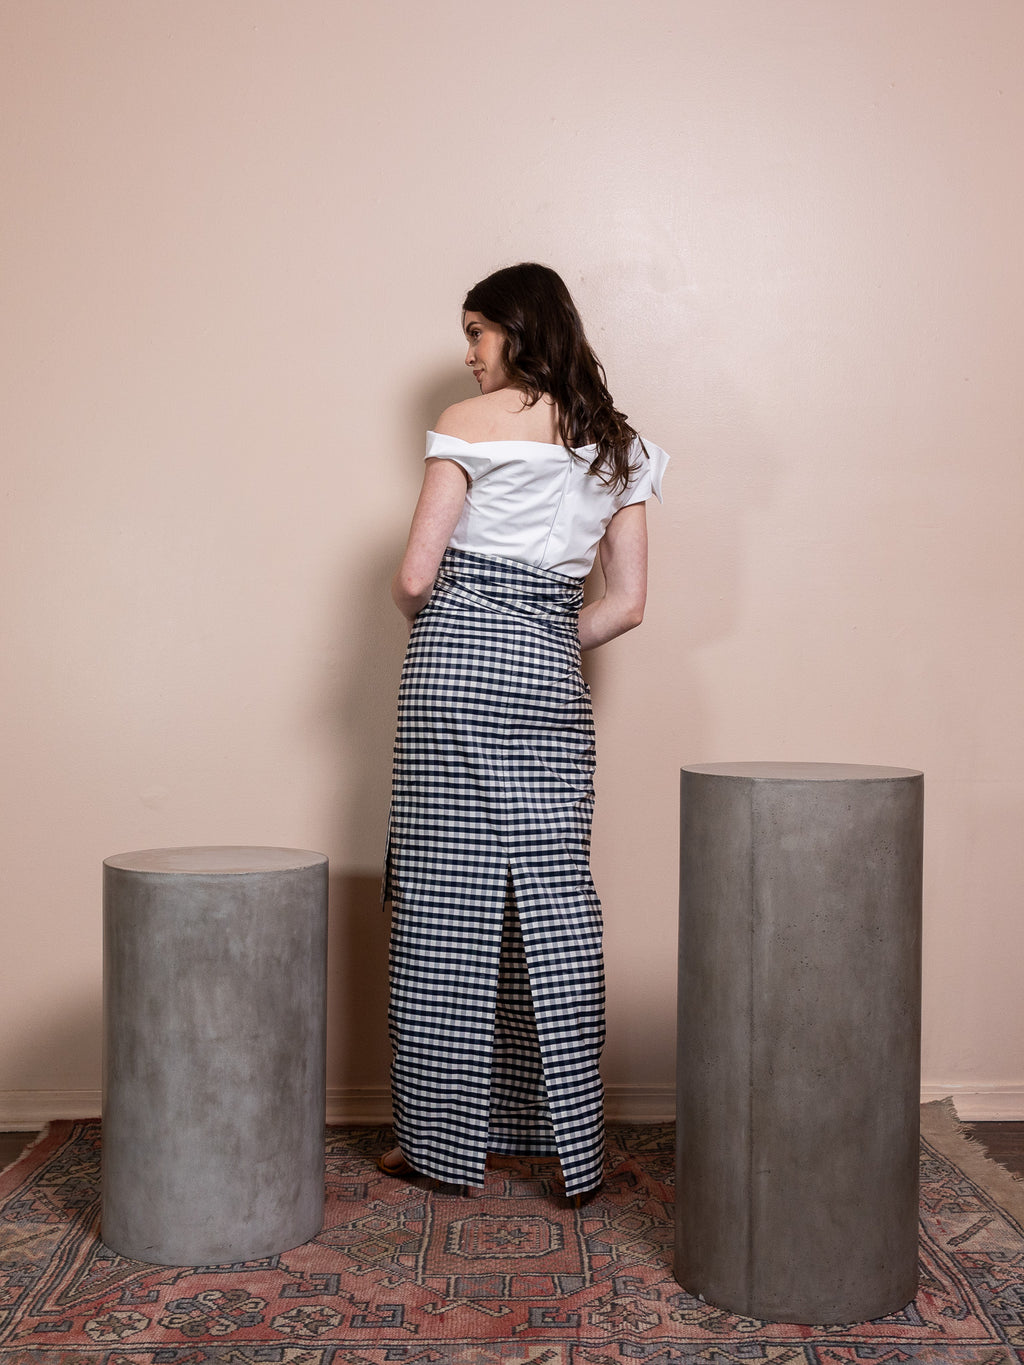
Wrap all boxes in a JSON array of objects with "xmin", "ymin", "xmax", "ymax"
[{"xmin": 426, "ymin": 431, "xmax": 668, "ymax": 577}]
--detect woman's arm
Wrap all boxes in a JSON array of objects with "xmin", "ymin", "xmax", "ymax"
[
  {"xmin": 391, "ymin": 459, "xmax": 469, "ymax": 621},
  {"xmin": 577, "ymin": 502, "xmax": 648, "ymax": 651}
]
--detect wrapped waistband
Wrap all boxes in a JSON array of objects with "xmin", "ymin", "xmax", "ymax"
[{"xmin": 435, "ymin": 548, "xmax": 584, "ymax": 619}]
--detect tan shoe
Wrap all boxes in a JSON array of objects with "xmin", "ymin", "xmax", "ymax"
[{"xmin": 377, "ymin": 1146, "xmax": 414, "ymax": 1177}]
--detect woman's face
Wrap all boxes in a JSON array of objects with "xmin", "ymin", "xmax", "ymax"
[{"xmin": 463, "ymin": 311, "xmax": 510, "ymax": 393}]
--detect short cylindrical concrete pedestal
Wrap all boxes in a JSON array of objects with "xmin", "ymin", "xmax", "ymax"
[
  {"xmin": 676, "ymin": 763, "xmax": 923, "ymax": 1325},
  {"xmin": 102, "ymin": 846, "xmax": 328, "ymax": 1266}
]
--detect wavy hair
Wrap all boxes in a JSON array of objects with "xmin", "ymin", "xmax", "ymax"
[{"xmin": 462, "ymin": 262, "xmax": 643, "ymax": 492}]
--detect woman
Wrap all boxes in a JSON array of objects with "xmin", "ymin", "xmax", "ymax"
[{"xmin": 381, "ymin": 262, "xmax": 667, "ymax": 1200}]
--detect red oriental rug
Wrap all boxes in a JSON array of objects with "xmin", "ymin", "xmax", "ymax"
[{"xmin": 1, "ymin": 1104, "xmax": 1023, "ymax": 1363}]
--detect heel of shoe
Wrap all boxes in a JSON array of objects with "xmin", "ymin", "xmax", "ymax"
[{"xmin": 377, "ymin": 1147, "xmax": 415, "ymax": 1179}]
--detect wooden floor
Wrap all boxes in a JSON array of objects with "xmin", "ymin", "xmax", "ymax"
[
  {"xmin": 961, "ymin": 1121, "xmax": 1024, "ymax": 1178},
  {"xmin": 1, "ymin": 1132, "xmax": 37, "ymax": 1168},
  {"xmin": 0, "ymin": 1131, "xmax": 40, "ymax": 1169},
  {"xmin": 2, "ymin": 1123, "xmax": 1023, "ymax": 1179}
]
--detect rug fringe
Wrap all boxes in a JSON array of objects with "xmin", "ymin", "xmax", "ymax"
[{"xmin": 920, "ymin": 1097, "xmax": 1024, "ymax": 1225}]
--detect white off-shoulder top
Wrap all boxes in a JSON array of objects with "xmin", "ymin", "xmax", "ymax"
[{"xmin": 425, "ymin": 432, "xmax": 668, "ymax": 577}]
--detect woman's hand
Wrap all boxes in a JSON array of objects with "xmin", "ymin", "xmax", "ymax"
[
  {"xmin": 391, "ymin": 459, "xmax": 470, "ymax": 621},
  {"xmin": 578, "ymin": 502, "xmax": 648, "ymax": 650}
]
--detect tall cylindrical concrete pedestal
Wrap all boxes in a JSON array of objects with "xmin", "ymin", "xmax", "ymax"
[
  {"xmin": 676, "ymin": 763, "xmax": 923, "ymax": 1325},
  {"xmin": 102, "ymin": 846, "xmax": 328, "ymax": 1266}
]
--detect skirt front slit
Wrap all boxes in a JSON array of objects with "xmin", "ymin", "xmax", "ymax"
[{"xmin": 385, "ymin": 548, "xmax": 605, "ymax": 1197}]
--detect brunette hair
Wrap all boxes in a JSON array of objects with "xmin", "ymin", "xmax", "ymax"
[{"xmin": 462, "ymin": 262, "xmax": 643, "ymax": 492}]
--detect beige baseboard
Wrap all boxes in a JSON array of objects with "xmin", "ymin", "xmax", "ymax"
[
  {"xmin": 326, "ymin": 1089, "xmax": 391, "ymax": 1125},
  {"xmin": 919, "ymin": 1085, "xmax": 1024, "ymax": 1121},
  {"xmin": 323, "ymin": 1086, "xmax": 678, "ymax": 1126},
  {"xmin": 327, "ymin": 1084, "xmax": 1024, "ymax": 1125},
  {"xmin": 0, "ymin": 1086, "xmax": 676, "ymax": 1129},
  {"xmin": 2, "ymin": 1084, "xmax": 1021, "ymax": 1130},
  {"xmin": 0, "ymin": 1090, "xmax": 102, "ymax": 1129},
  {"xmin": 604, "ymin": 1086, "xmax": 676, "ymax": 1122}
]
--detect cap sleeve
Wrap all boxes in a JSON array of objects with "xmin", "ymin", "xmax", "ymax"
[
  {"xmin": 620, "ymin": 438, "xmax": 669, "ymax": 508},
  {"xmin": 425, "ymin": 430, "xmax": 499, "ymax": 483}
]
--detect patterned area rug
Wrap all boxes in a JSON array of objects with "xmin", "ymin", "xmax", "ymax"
[{"xmin": 1, "ymin": 1105, "xmax": 1022, "ymax": 1363}]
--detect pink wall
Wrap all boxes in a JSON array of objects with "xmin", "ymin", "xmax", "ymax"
[{"xmin": 2, "ymin": 0, "xmax": 1022, "ymax": 1124}]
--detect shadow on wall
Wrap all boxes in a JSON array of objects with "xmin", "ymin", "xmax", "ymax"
[
  {"xmin": 325, "ymin": 871, "xmax": 392, "ymax": 1103},
  {"xmin": 581, "ymin": 355, "xmax": 779, "ymax": 1091},
  {"xmin": 322, "ymin": 541, "xmax": 403, "ymax": 1107},
  {"xmin": 323, "ymin": 370, "xmax": 473, "ymax": 1108}
]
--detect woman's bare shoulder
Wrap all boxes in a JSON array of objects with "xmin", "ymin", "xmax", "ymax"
[
  {"xmin": 432, "ymin": 394, "xmax": 494, "ymax": 440},
  {"xmin": 434, "ymin": 391, "xmax": 558, "ymax": 444}
]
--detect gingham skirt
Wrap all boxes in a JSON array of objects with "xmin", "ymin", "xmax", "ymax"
[{"xmin": 384, "ymin": 547, "xmax": 605, "ymax": 1196}]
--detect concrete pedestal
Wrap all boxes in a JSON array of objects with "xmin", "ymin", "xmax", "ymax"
[
  {"xmin": 102, "ymin": 846, "xmax": 328, "ymax": 1266},
  {"xmin": 676, "ymin": 763, "xmax": 923, "ymax": 1325}
]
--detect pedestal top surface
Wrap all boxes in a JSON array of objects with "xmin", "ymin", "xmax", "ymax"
[
  {"xmin": 104, "ymin": 846, "xmax": 328, "ymax": 875},
  {"xmin": 681, "ymin": 762, "xmax": 922, "ymax": 782}
]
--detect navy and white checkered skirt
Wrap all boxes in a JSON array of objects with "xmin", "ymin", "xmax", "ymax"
[{"xmin": 384, "ymin": 547, "xmax": 605, "ymax": 1196}]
